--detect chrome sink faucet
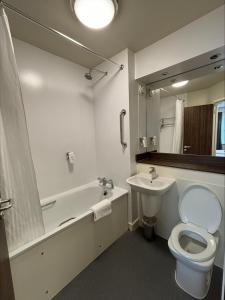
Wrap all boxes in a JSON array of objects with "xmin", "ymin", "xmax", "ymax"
[
  {"xmin": 98, "ymin": 177, "xmax": 114, "ymax": 189},
  {"xmin": 149, "ymin": 167, "xmax": 158, "ymax": 179}
]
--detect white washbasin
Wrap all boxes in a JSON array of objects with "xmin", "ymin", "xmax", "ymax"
[{"xmin": 127, "ymin": 173, "xmax": 175, "ymax": 196}]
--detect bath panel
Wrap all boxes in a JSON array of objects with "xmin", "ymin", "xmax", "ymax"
[{"xmin": 9, "ymin": 182, "xmax": 128, "ymax": 300}]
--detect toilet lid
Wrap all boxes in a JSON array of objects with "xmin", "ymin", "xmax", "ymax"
[{"xmin": 179, "ymin": 185, "xmax": 222, "ymax": 234}]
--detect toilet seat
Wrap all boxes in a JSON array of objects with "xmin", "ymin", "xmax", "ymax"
[
  {"xmin": 179, "ymin": 184, "xmax": 222, "ymax": 234},
  {"xmin": 171, "ymin": 223, "xmax": 217, "ymax": 262},
  {"xmin": 168, "ymin": 184, "xmax": 222, "ymax": 299}
]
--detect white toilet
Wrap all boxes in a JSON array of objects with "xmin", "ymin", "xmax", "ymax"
[{"xmin": 168, "ymin": 184, "xmax": 222, "ymax": 299}]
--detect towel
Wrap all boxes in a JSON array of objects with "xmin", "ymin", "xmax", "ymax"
[{"xmin": 91, "ymin": 199, "xmax": 112, "ymax": 221}]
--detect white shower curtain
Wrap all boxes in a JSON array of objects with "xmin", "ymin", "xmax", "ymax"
[
  {"xmin": 0, "ymin": 8, "xmax": 44, "ymax": 251},
  {"xmin": 172, "ymin": 99, "xmax": 184, "ymax": 154},
  {"xmin": 147, "ymin": 89, "xmax": 160, "ymax": 151}
]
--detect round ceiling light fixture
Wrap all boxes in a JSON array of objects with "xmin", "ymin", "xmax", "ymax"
[
  {"xmin": 172, "ymin": 80, "xmax": 189, "ymax": 88},
  {"xmin": 72, "ymin": 0, "xmax": 118, "ymax": 30}
]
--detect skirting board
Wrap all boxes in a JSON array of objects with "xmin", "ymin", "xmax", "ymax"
[{"xmin": 128, "ymin": 218, "xmax": 139, "ymax": 231}]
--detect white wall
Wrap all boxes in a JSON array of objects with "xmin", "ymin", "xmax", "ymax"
[
  {"xmin": 137, "ymin": 163, "xmax": 225, "ymax": 268},
  {"xmin": 93, "ymin": 49, "xmax": 138, "ymax": 223},
  {"xmin": 187, "ymin": 89, "xmax": 210, "ymax": 107},
  {"xmin": 14, "ymin": 39, "xmax": 97, "ymax": 199},
  {"xmin": 128, "ymin": 50, "xmax": 140, "ymax": 223},
  {"xmin": 208, "ymin": 80, "xmax": 225, "ymax": 102},
  {"xmin": 14, "ymin": 39, "xmax": 137, "ymax": 223},
  {"xmin": 187, "ymin": 80, "xmax": 225, "ymax": 107},
  {"xmin": 128, "ymin": 50, "xmax": 139, "ymax": 173},
  {"xmin": 93, "ymin": 49, "xmax": 130, "ymax": 189},
  {"xmin": 135, "ymin": 5, "xmax": 225, "ymax": 79}
]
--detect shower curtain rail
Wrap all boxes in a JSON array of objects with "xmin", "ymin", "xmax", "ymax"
[{"xmin": 0, "ymin": 0, "xmax": 124, "ymax": 70}]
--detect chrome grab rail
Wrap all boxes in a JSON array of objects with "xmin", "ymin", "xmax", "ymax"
[
  {"xmin": 120, "ymin": 109, "xmax": 127, "ymax": 150},
  {"xmin": 0, "ymin": 197, "xmax": 13, "ymax": 215},
  {"xmin": 59, "ymin": 217, "xmax": 76, "ymax": 227},
  {"xmin": 41, "ymin": 200, "xmax": 56, "ymax": 208}
]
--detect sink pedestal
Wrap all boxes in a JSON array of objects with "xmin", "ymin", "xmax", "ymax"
[
  {"xmin": 127, "ymin": 173, "xmax": 175, "ymax": 242},
  {"xmin": 141, "ymin": 193, "xmax": 162, "ymax": 217},
  {"xmin": 141, "ymin": 193, "xmax": 162, "ymax": 241}
]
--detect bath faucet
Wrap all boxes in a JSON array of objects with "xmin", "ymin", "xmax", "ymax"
[
  {"xmin": 98, "ymin": 177, "xmax": 107, "ymax": 186},
  {"xmin": 149, "ymin": 167, "xmax": 158, "ymax": 180},
  {"xmin": 107, "ymin": 179, "xmax": 114, "ymax": 189},
  {"xmin": 98, "ymin": 177, "xmax": 114, "ymax": 189}
]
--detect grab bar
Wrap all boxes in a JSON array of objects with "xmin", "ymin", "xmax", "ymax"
[
  {"xmin": 41, "ymin": 200, "xmax": 56, "ymax": 208},
  {"xmin": 59, "ymin": 217, "xmax": 76, "ymax": 227},
  {"xmin": 0, "ymin": 191, "xmax": 13, "ymax": 215},
  {"xmin": 0, "ymin": 196, "xmax": 13, "ymax": 216},
  {"xmin": 120, "ymin": 109, "xmax": 127, "ymax": 150}
]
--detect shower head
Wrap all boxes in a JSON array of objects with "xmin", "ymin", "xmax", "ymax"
[
  {"xmin": 84, "ymin": 71, "xmax": 93, "ymax": 80},
  {"xmin": 84, "ymin": 68, "xmax": 107, "ymax": 80}
]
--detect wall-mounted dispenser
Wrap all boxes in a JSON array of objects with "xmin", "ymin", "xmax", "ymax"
[
  {"xmin": 139, "ymin": 136, "xmax": 157, "ymax": 148},
  {"xmin": 150, "ymin": 136, "xmax": 157, "ymax": 147},
  {"xmin": 66, "ymin": 152, "xmax": 75, "ymax": 164},
  {"xmin": 139, "ymin": 137, "xmax": 149, "ymax": 148}
]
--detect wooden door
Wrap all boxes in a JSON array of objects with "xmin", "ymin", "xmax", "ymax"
[
  {"xmin": 183, "ymin": 104, "xmax": 214, "ymax": 155},
  {"xmin": 0, "ymin": 215, "xmax": 15, "ymax": 300}
]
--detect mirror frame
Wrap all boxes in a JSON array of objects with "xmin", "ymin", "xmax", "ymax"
[{"xmin": 136, "ymin": 152, "xmax": 225, "ymax": 174}]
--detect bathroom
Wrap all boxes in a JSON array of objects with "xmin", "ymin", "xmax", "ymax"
[{"xmin": 0, "ymin": 1, "xmax": 224, "ymax": 299}]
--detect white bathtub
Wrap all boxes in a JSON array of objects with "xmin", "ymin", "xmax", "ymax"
[{"xmin": 10, "ymin": 181, "xmax": 128, "ymax": 300}]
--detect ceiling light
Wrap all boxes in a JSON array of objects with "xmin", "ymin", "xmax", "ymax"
[
  {"xmin": 214, "ymin": 65, "xmax": 224, "ymax": 70},
  {"xmin": 72, "ymin": 0, "xmax": 118, "ymax": 29},
  {"xmin": 172, "ymin": 80, "xmax": 189, "ymax": 88},
  {"xmin": 210, "ymin": 53, "xmax": 221, "ymax": 60}
]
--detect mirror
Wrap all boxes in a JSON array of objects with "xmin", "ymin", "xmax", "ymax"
[{"xmin": 143, "ymin": 63, "xmax": 225, "ymax": 157}]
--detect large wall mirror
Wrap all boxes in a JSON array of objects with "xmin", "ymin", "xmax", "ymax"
[
  {"xmin": 137, "ymin": 50, "xmax": 225, "ymax": 173},
  {"xmin": 148, "ymin": 71, "xmax": 225, "ymax": 157}
]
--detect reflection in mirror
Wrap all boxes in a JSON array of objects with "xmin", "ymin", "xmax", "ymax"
[
  {"xmin": 145, "ymin": 66, "xmax": 225, "ymax": 157},
  {"xmin": 215, "ymin": 100, "xmax": 225, "ymax": 156}
]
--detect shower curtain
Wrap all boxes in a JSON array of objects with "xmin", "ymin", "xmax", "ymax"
[
  {"xmin": 172, "ymin": 98, "xmax": 184, "ymax": 154},
  {"xmin": 147, "ymin": 89, "xmax": 160, "ymax": 151},
  {"xmin": 0, "ymin": 8, "xmax": 44, "ymax": 251}
]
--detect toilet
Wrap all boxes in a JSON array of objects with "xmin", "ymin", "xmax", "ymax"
[{"xmin": 168, "ymin": 184, "xmax": 222, "ymax": 299}]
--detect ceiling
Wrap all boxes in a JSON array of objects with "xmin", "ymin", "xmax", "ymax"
[
  {"xmin": 160, "ymin": 70, "xmax": 225, "ymax": 98},
  {"xmin": 5, "ymin": 0, "xmax": 225, "ymax": 68}
]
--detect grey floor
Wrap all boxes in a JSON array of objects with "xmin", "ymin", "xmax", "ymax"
[{"xmin": 53, "ymin": 230, "xmax": 223, "ymax": 300}]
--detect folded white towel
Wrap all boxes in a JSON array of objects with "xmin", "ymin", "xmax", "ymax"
[{"xmin": 91, "ymin": 199, "xmax": 112, "ymax": 221}]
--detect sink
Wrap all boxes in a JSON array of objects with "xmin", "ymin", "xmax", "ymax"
[
  {"xmin": 127, "ymin": 173, "xmax": 176, "ymax": 217},
  {"xmin": 126, "ymin": 173, "xmax": 175, "ymax": 196}
]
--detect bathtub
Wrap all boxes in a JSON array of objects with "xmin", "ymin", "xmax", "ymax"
[{"xmin": 10, "ymin": 181, "xmax": 128, "ymax": 300}]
